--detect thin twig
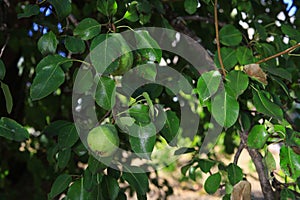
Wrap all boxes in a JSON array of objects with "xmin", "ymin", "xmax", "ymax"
[
  {"xmin": 233, "ymin": 142, "xmax": 244, "ymax": 165},
  {"xmin": 179, "ymin": 15, "xmax": 226, "ymax": 27},
  {"xmin": 0, "ymin": 35, "xmax": 9, "ymax": 58},
  {"xmin": 67, "ymin": 14, "xmax": 78, "ymax": 26},
  {"xmin": 214, "ymin": 0, "xmax": 226, "ymax": 77},
  {"xmin": 256, "ymin": 43, "xmax": 300, "ymax": 64}
]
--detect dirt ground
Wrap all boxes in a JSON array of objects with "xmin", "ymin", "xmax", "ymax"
[{"xmin": 126, "ymin": 145, "xmax": 279, "ymax": 200}]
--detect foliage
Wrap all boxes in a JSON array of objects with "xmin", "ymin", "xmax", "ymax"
[{"xmin": 0, "ymin": 0, "xmax": 300, "ymax": 199}]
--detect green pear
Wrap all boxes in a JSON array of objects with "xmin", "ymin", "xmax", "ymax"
[{"xmin": 87, "ymin": 124, "xmax": 119, "ymax": 157}]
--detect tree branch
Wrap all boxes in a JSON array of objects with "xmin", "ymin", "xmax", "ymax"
[
  {"xmin": 214, "ymin": 0, "xmax": 226, "ymax": 77},
  {"xmin": 239, "ymin": 131, "xmax": 275, "ymax": 200},
  {"xmin": 256, "ymin": 43, "xmax": 300, "ymax": 64}
]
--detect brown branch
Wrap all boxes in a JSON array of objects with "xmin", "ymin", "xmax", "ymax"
[
  {"xmin": 233, "ymin": 142, "xmax": 245, "ymax": 165},
  {"xmin": 214, "ymin": 0, "xmax": 226, "ymax": 77},
  {"xmin": 180, "ymin": 15, "xmax": 226, "ymax": 27},
  {"xmin": 67, "ymin": 14, "xmax": 78, "ymax": 26},
  {"xmin": 239, "ymin": 131, "xmax": 275, "ymax": 200},
  {"xmin": 256, "ymin": 43, "xmax": 300, "ymax": 64}
]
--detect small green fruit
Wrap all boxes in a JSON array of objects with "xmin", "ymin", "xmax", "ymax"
[{"xmin": 87, "ymin": 124, "xmax": 119, "ymax": 157}]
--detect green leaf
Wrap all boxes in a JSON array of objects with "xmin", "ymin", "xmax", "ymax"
[
  {"xmin": 160, "ymin": 110, "xmax": 179, "ymax": 145},
  {"xmin": 58, "ymin": 123, "xmax": 79, "ymax": 149},
  {"xmin": 286, "ymin": 129, "xmax": 300, "ymax": 147},
  {"xmin": 124, "ymin": 2, "xmax": 139, "ymax": 22},
  {"xmin": 129, "ymin": 104, "xmax": 151, "ymax": 125},
  {"xmin": 204, "ymin": 173, "xmax": 221, "ymax": 194},
  {"xmin": 1, "ymin": 82, "xmax": 13, "ymax": 114},
  {"xmin": 17, "ymin": 4, "xmax": 39, "ymax": 19},
  {"xmin": 264, "ymin": 150, "xmax": 276, "ymax": 171},
  {"xmin": 188, "ymin": 166, "xmax": 196, "ymax": 181},
  {"xmin": 95, "ymin": 76, "xmax": 116, "ymax": 110},
  {"xmin": 129, "ymin": 123, "xmax": 156, "ymax": 159},
  {"xmin": 236, "ymin": 46, "xmax": 253, "ymax": 65},
  {"xmin": 134, "ymin": 30, "xmax": 162, "ymax": 62},
  {"xmin": 73, "ymin": 68, "xmax": 94, "ymax": 94},
  {"xmin": 212, "ymin": 90, "xmax": 239, "ymax": 127},
  {"xmin": 181, "ymin": 163, "xmax": 193, "ymax": 176},
  {"xmin": 37, "ymin": 31, "xmax": 58, "ymax": 55},
  {"xmin": 214, "ymin": 47, "xmax": 238, "ymax": 70},
  {"xmin": 0, "ymin": 59, "xmax": 5, "ymax": 80},
  {"xmin": 90, "ymin": 33, "xmax": 132, "ymax": 75},
  {"xmin": 67, "ymin": 178, "xmax": 93, "ymax": 200},
  {"xmin": 280, "ymin": 145, "xmax": 300, "ymax": 180},
  {"xmin": 48, "ymin": 0, "xmax": 72, "ymax": 20},
  {"xmin": 219, "ymin": 25, "xmax": 242, "ymax": 46},
  {"xmin": 65, "ymin": 36, "xmax": 85, "ymax": 54},
  {"xmin": 225, "ymin": 70, "xmax": 248, "ymax": 98},
  {"xmin": 262, "ymin": 67, "xmax": 292, "ymax": 82},
  {"xmin": 97, "ymin": 0, "xmax": 118, "ymax": 16},
  {"xmin": 280, "ymin": 188, "xmax": 296, "ymax": 200},
  {"xmin": 74, "ymin": 18, "xmax": 101, "ymax": 40},
  {"xmin": 196, "ymin": 70, "xmax": 222, "ymax": 102},
  {"xmin": 0, "ymin": 117, "xmax": 29, "ymax": 142},
  {"xmin": 88, "ymin": 156, "xmax": 107, "ymax": 175},
  {"xmin": 57, "ymin": 148, "xmax": 71, "ymax": 169},
  {"xmin": 101, "ymin": 175, "xmax": 120, "ymax": 200},
  {"xmin": 281, "ymin": 24, "xmax": 300, "ymax": 41},
  {"xmin": 198, "ymin": 159, "xmax": 215, "ymax": 173},
  {"xmin": 43, "ymin": 120, "xmax": 72, "ymax": 137},
  {"xmin": 252, "ymin": 90, "xmax": 283, "ymax": 120},
  {"xmin": 30, "ymin": 55, "xmax": 68, "ymax": 100},
  {"xmin": 49, "ymin": 174, "xmax": 72, "ymax": 199},
  {"xmin": 122, "ymin": 166, "xmax": 149, "ymax": 196},
  {"xmin": 247, "ymin": 125, "xmax": 269, "ymax": 149},
  {"xmin": 184, "ymin": 0, "xmax": 198, "ymax": 15},
  {"xmin": 227, "ymin": 163, "xmax": 243, "ymax": 185},
  {"xmin": 35, "ymin": 54, "xmax": 69, "ymax": 73}
]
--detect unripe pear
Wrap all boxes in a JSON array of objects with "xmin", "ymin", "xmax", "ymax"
[{"xmin": 87, "ymin": 124, "xmax": 119, "ymax": 157}]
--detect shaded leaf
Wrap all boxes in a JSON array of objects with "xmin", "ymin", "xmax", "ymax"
[
  {"xmin": 101, "ymin": 175, "xmax": 120, "ymax": 200},
  {"xmin": 227, "ymin": 163, "xmax": 243, "ymax": 185},
  {"xmin": 214, "ymin": 47, "xmax": 237, "ymax": 70},
  {"xmin": 196, "ymin": 70, "xmax": 222, "ymax": 102},
  {"xmin": 161, "ymin": 110, "xmax": 179, "ymax": 145},
  {"xmin": 57, "ymin": 148, "xmax": 71, "ymax": 169},
  {"xmin": 0, "ymin": 59, "xmax": 5, "ymax": 80},
  {"xmin": 204, "ymin": 173, "xmax": 221, "ymax": 194},
  {"xmin": 219, "ymin": 25, "xmax": 242, "ymax": 46},
  {"xmin": 37, "ymin": 31, "xmax": 58, "ymax": 55},
  {"xmin": 122, "ymin": 166, "xmax": 149, "ymax": 196},
  {"xmin": 225, "ymin": 70, "xmax": 249, "ymax": 98},
  {"xmin": 280, "ymin": 145, "xmax": 300, "ymax": 180},
  {"xmin": 0, "ymin": 117, "xmax": 29, "ymax": 142},
  {"xmin": 198, "ymin": 159, "xmax": 215, "ymax": 173},
  {"xmin": 49, "ymin": 174, "xmax": 72, "ymax": 199},
  {"xmin": 236, "ymin": 46, "xmax": 253, "ymax": 65},
  {"xmin": 124, "ymin": 2, "xmax": 139, "ymax": 22},
  {"xmin": 65, "ymin": 36, "xmax": 85, "ymax": 54},
  {"xmin": 1, "ymin": 82, "xmax": 13, "ymax": 114},
  {"xmin": 264, "ymin": 150, "xmax": 276, "ymax": 171},
  {"xmin": 17, "ymin": 4, "xmax": 40, "ymax": 19},
  {"xmin": 252, "ymin": 90, "xmax": 283, "ymax": 120},
  {"xmin": 30, "ymin": 60, "xmax": 65, "ymax": 100},
  {"xmin": 97, "ymin": 0, "xmax": 118, "ymax": 16},
  {"xmin": 129, "ymin": 123, "xmax": 156, "ymax": 159},
  {"xmin": 74, "ymin": 18, "xmax": 101, "ymax": 40},
  {"xmin": 58, "ymin": 123, "xmax": 79, "ymax": 149},
  {"xmin": 134, "ymin": 30, "xmax": 162, "ymax": 62},
  {"xmin": 129, "ymin": 104, "xmax": 151, "ymax": 125},
  {"xmin": 48, "ymin": 0, "xmax": 72, "ymax": 20},
  {"xmin": 184, "ymin": 0, "xmax": 198, "ymax": 14}
]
